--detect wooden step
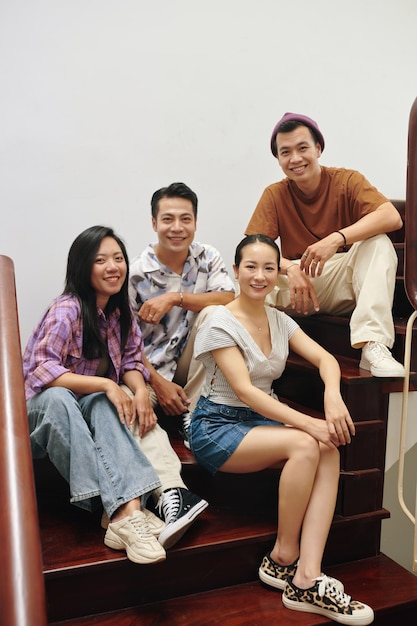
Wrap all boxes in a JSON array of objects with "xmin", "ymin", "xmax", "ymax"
[
  {"xmin": 49, "ymin": 554, "xmax": 417, "ymax": 625},
  {"xmin": 35, "ymin": 443, "xmax": 389, "ymax": 623},
  {"xmin": 290, "ymin": 312, "xmax": 417, "ymax": 370}
]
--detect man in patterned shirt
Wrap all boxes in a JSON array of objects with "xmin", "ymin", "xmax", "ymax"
[{"xmin": 128, "ymin": 182, "xmax": 235, "ymax": 540}]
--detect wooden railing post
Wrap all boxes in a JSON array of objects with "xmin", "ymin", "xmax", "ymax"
[{"xmin": 0, "ymin": 255, "xmax": 47, "ymax": 625}]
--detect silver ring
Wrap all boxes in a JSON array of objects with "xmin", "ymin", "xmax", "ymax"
[{"xmin": 303, "ymin": 253, "xmax": 308, "ymax": 258}]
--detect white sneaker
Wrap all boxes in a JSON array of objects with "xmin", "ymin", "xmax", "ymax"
[
  {"xmin": 104, "ymin": 510, "xmax": 166, "ymax": 564},
  {"xmin": 360, "ymin": 342, "xmax": 405, "ymax": 377},
  {"xmin": 101, "ymin": 508, "xmax": 166, "ymax": 536}
]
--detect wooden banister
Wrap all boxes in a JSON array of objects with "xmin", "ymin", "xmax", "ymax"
[
  {"xmin": 397, "ymin": 98, "xmax": 417, "ymax": 573},
  {"xmin": 405, "ymin": 97, "xmax": 417, "ymax": 309},
  {"xmin": 0, "ymin": 255, "xmax": 47, "ymax": 625}
]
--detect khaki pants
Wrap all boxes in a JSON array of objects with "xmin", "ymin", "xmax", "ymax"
[
  {"xmin": 126, "ymin": 305, "xmax": 216, "ymax": 498},
  {"xmin": 268, "ymin": 234, "xmax": 397, "ymax": 349}
]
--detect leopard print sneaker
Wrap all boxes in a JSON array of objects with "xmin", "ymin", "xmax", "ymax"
[
  {"xmin": 283, "ymin": 574, "xmax": 374, "ymax": 625},
  {"xmin": 259, "ymin": 553, "xmax": 344, "ymax": 593},
  {"xmin": 258, "ymin": 553, "xmax": 298, "ymax": 590}
]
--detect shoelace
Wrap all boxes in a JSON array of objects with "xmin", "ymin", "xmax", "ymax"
[
  {"xmin": 157, "ymin": 489, "xmax": 180, "ymax": 524},
  {"xmin": 182, "ymin": 412, "xmax": 192, "ymax": 431},
  {"xmin": 129, "ymin": 512, "xmax": 154, "ymax": 539},
  {"xmin": 367, "ymin": 341, "xmax": 391, "ymax": 362},
  {"xmin": 314, "ymin": 575, "xmax": 351, "ymax": 608}
]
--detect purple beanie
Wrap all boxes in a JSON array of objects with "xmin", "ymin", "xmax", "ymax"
[{"xmin": 270, "ymin": 112, "xmax": 325, "ymax": 157}]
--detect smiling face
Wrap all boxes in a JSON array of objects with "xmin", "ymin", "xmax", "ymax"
[
  {"xmin": 276, "ymin": 125, "xmax": 322, "ymax": 195},
  {"xmin": 90, "ymin": 236, "xmax": 127, "ymax": 309},
  {"xmin": 234, "ymin": 241, "xmax": 279, "ymax": 302},
  {"xmin": 152, "ymin": 196, "xmax": 197, "ymax": 264}
]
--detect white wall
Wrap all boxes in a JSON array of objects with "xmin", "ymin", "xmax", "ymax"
[{"xmin": 1, "ymin": 0, "xmax": 417, "ymax": 571}]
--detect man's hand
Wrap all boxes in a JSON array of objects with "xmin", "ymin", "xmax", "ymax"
[
  {"xmin": 300, "ymin": 232, "xmax": 344, "ymax": 277},
  {"xmin": 286, "ymin": 264, "xmax": 320, "ymax": 315},
  {"xmin": 151, "ymin": 376, "xmax": 190, "ymax": 415},
  {"xmin": 138, "ymin": 292, "xmax": 179, "ymax": 325}
]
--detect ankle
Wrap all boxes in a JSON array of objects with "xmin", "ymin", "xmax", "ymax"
[{"xmin": 270, "ymin": 548, "xmax": 298, "ymax": 567}]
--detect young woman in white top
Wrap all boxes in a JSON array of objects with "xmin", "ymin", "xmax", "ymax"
[{"xmin": 189, "ymin": 234, "xmax": 374, "ymax": 625}]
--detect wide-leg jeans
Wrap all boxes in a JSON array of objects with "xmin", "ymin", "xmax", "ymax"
[{"xmin": 27, "ymin": 387, "xmax": 161, "ymax": 518}]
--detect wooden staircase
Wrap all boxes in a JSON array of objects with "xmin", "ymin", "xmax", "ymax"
[{"xmin": 25, "ymin": 201, "xmax": 417, "ymax": 625}]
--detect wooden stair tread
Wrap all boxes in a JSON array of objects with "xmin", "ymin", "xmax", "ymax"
[
  {"xmin": 50, "ymin": 554, "xmax": 417, "ymax": 625},
  {"xmin": 285, "ymin": 351, "xmax": 417, "ymax": 389},
  {"xmin": 39, "ymin": 503, "xmax": 275, "ymax": 574}
]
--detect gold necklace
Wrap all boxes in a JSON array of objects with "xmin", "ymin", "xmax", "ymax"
[{"xmin": 251, "ymin": 317, "xmax": 266, "ymax": 332}]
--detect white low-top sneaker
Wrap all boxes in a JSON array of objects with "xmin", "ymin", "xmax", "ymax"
[
  {"xmin": 101, "ymin": 508, "xmax": 166, "ymax": 536},
  {"xmin": 104, "ymin": 510, "xmax": 166, "ymax": 564},
  {"xmin": 359, "ymin": 341, "xmax": 405, "ymax": 377}
]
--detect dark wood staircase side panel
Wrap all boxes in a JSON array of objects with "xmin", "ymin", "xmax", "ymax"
[{"xmin": 48, "ymin": 554, "xmax": 417, "ymax": 626}]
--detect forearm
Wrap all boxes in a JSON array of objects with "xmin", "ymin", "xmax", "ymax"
[
  {"xmin": 179, "ymin": 290, "xmax": 235, "ymax": 313},
  {"xmin": 142, "ymin": 354, "xmax": 164, "ymax": 389},
  {"xmin": 334, "ymin": 202, "xmax": 402, "ymax": 245},
  {"xmin": 122, "ymin": 369, "xmax": 148, "ymax": 395},
  {"xmin": 236, "ymin": 383, "xmax": 311, "ymax": 430},
  {"xmin": 46, "ymin": 372, "xmax": 113, "ymax": 395}
]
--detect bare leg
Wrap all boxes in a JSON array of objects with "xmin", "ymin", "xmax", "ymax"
[
  {"xmin": 293, "ymin": 443, "xmax": 340, "ymax": 588},
  {"xmin": 220, "ymin": 425, "xmax": 321, "ymax": 566}
]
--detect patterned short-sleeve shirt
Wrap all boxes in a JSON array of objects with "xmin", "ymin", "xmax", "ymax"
[{"xmin": 129, "ymin": 242, "xmax": 235, "ymax": 380}]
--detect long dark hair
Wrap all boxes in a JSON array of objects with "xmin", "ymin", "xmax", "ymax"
[
  {"xmin": 234, "ymin": 234, "xmax": 281, "ymax": 269},
  {"xmin": 63, "ymin": 225, "xmax": 132, "ymax": 359}
]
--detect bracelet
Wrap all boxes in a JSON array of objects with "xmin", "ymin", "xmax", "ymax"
[
  {"xmin": 179, "ymin": 292, "xmax": 184, "ymax": 308},
  {"xmin": 336, "ymin": 230, "xmax": 347, "ymax": 249},
  {"xmin": 286, "ymin": 263, "xmax": 298, "ymax": 274}
]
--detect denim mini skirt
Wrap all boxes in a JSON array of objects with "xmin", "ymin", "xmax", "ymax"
[{"xmin": 189, "ymin": 395, "xmax": 284, "ymax": 475}]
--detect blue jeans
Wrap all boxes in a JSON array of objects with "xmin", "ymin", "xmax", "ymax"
[
  {"xmin": 190, "ymin": 396, "xmax": 283, "ymax": 475},
  {"xmin": 27, "ymin": 388, "xmax": 161, "ymax": 518}
]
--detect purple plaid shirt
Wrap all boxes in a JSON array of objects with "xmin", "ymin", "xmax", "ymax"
[{"xmin": 23, "ymin": 294, "xmax": 149, "ymax": 400}]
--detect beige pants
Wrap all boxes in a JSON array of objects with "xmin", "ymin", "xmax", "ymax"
[
  {"xmin": 125, "ymin": 305, "xmax": 216, "ymax": 498},
  {"xmin": 269, "ymin": 234, "xmax": 397, "ymax": 349}
]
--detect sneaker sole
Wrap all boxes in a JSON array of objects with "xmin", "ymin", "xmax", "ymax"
[
  {"xmin": 104, "ymin": 531, "xmax": 166, "ymax": 565},
  {"xmin": 258, "ymin": 567, "xmax": 286, "ymax": 590},
  {"xmin": 359, "ymin": 358, "xmax": 405, "ymax": 377},
  {"xmin": 282, "ymin": 595, "xmax": 374, "ymax": 625},
  {"xmin": 158, "ymin": 498, "xmax": 209, "ymax": 549}
]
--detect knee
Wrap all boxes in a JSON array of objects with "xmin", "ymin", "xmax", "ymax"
[
  {"xmin": 357, "ymin": 234, "xmax": 396, "ymax": 261},
  {"xmin": 28, "ymin": 386, "xmax": 76, "ymax": 411},
  {"xmin": 294, "ymin": 432, "xmax": 320, "ymax": 464},
  {"xmin": 320, "ymin": 443, "xmax": 340, "ymax": 467}
]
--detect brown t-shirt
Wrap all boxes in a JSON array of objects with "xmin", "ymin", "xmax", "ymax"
[{"xmin": 245, "ymin": 167, "xmax": 388, "ymax": 259}]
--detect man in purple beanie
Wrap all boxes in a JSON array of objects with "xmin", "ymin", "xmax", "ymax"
[{"xmin": 246, "ymin": 112, "xmax": 405, "ymax": 377}]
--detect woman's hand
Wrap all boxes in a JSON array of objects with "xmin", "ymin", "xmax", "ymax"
[
  {"xmin": 324, "ymin": 389, "xmax": 355, "ymax": 446},
  {"xmin": 304, "ymin": 416, "xmax": 338, "ymax": 449},
  {"xmin": 103, "ymin": 379, "xmax": 134, "ymax": 425},
  {"xmin": 132, "ymin": 387, "xmax": 158, "ymax": 438}
]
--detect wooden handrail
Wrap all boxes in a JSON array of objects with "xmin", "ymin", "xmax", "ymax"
[
  {"xmin": 405, "ymin": 97, "xmax": 417, "ymax": 309},
  {"xmin": 0, "ymin": 255, "xmax": 47, "ymax": 625},
  {"xmin": 397, "ymin": 98, "xmax": 417, "ymax": 573}
]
